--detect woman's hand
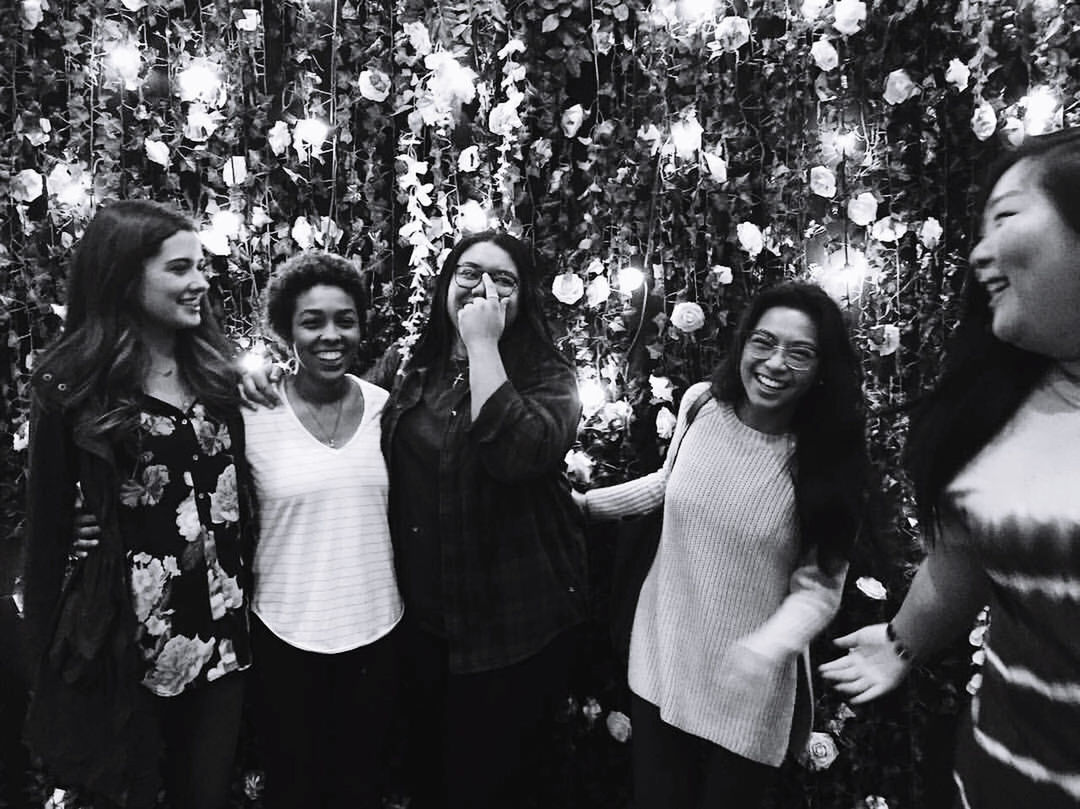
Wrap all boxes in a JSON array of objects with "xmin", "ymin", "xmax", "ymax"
[
  {"xmin": 71, "ymin": 511, "xmax": 101, "ymax": 559},
  {"xmin": 818, "ymin": 623, "xmax": 911, "ymax": 704},
  {"xmin": 239, "ymin": 360, "xmax": 283, "ymax": 408},
  {"xmin": 457, "ymin": 274, "xmax": 508, "ymax": 353}
]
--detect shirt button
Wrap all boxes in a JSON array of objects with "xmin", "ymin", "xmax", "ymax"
[
  {"xmin": 409, "ymin": 526, "xmax": 420, "ymax": 534},
  {"xmin": 568, "ymin": 586, "xmax": 577, "ymax": 593},
  {"xmin": 450, "ymin": 410, "xmax": 457, "ymax": 417},
  {"xmin": 180, "ymin": 419, "xmax": 188, "ymax": 425},
  {"xmin": 192, "ymin": 454, "xmax": 199, "ymax": 461},
  {"xmin": 198, "ymin": 493, "xmax": 207, "ymax": 499},
  {"xmin": 57, "ymin": 383, "xmax": 68, "ymax": 391},
  {"xmin": 42, "ymin": 373, "xmax": 53, "ymax": 381}
]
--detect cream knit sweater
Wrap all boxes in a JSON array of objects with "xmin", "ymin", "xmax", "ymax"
[{"xmin": 585, "ymin": 382, "xmax": 847, "ymax": 766}]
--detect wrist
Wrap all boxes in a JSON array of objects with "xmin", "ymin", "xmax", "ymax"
[{"xmin": 886, "ymin": 621, "xmax": 915, "ymax": 662}]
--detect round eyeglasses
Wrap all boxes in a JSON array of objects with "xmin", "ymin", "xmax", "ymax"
[
  {"xmin": 744, "ymin": 333, "xmax": 819, "ymax": 372},
  {"xmin": 454, "ymin": 266, "xmax": 519, "ymax": 296}
]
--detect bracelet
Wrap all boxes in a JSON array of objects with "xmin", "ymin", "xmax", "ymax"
[{"xmin": 885, "ymin": 621, "xmax": 914, "ymax": 661}]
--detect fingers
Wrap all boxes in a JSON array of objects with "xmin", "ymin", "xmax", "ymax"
[
  {"xmin": 831, "ymin": 630, "xmax": 862, "ymax": 649},
  {"xmin": 482, "ymin": 272, "xmax": 498, "ymax": 300}
]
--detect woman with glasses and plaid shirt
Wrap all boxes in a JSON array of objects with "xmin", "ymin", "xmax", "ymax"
[
  {"xmin": 366, "ymin": 231, "xmax": 588, "ymax": 809},
  {"xmin": 578, "ymin": 281, "xmax": 871, "ymax": 808}
]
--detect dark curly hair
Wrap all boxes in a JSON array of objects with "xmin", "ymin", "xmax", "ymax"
[
  {"xmin": 265, "ymin": 251, "xmax": 368, "ymax": 344},
  {"xmin": 710, "ymin": 281, "xmax": 870, "ymax": 574}
]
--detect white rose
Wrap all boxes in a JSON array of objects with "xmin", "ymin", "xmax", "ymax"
[
  {"xmin": 736, "ymin": 222, "xmax": 764, "ymax": 256},
  {"xmin": 267, "ymin": 120, "xmax": 291, "ymax": 155},
  {"xmin": 670, "ymin": 301, "xmax": 706, "ymax": 333},
  {"xmin": 291, "ymin": 216, "xmax": 315, "ymax": 250},
  {"xmin": 715, "ymin": 16, "xmax": 750, "ymax": 53},
  {"xmin": 358, "ymin": 69, "xmax": 391, "ymax": 102},
  {"xmin": 945, "ymin": 58, "xmax": 970, "ymax": 91},
  {"xmin": 855, "ymin": 576, "xmax": 888, "ymax": 599},
  {"xmin": 919, "ymin": 217, "xmax": 943, "ymax": 250},
  {"xmin": 803, "ymin": 732, "xmax": 839, "ymax": 771},
  {"xmin": 488, "ymin": 99, "xmax": 522, "ymax": 138},
  {"xmin": 403, "ymin": 21, "xmax": 432, "ymax": 55},
  {"xmin": 832, "ymin": 0, "xmax": 866, "ymax": 35},
  {"xmin": 655, "ymin": 407, "xmax": 676, "ymax": 440},
  {"xmin": 971, "ymin": 99, "xmax": 997, "ymax": 141},
  {"xmin": 870, "ymin": 215, "xmax": 908, "ymax": 242},
  {"xmin": 183, "ymin": 103, "xmax": 224, "ymax": 142},
  {"xmin": 20, "ymin": 0, "xmax": 44, "ymax": 30},
  {"xmin": 11, "ymin": 169, "xmax": 43, "ymax": 203},
  {"xmin": 455, "ymin": 199, "xmax": 489, "ymax": 234},
  {"xmin": 847, "ymin": 192, "xmax": 878, "ymax": 226},
  {"xmin": 883, "ymin": 69, "xmax": 918, "ymax": 106},
  {"xmin": 144, "ymin": 139, "xmax": 170, "ymax": 167},
  {"xmin": 560, "ymin": 104, "xmax": 585, "ymax": 138},
  {"xmin": 703, "ymin": 151, "xmax": 728, "ymax": 183},
  {"xmin": 563, "ymin": 449, "xmax": 594, "ymax": 485},
  {"xmin": 12, "ymin": 420, "xmax": 29, "ymax": 452},
  {"xmin": 585, "ymin": 275, "xmax": 611, "ymax": 308},
  {"xmin": 235, "ymin": 9, "xmax": 260, "ymax": 32},
  {"xmin": 873, "ymin": 325, "xmax": 901, "ymax": 356},
  {"xmin": 457, "ymin": 145, "xmax": 481, "ymax": 173},
  {"xmin": 670, "ymin": 113, "xmax": 703, "ymax": 161},
  {"xmin": 199, "ymin": 229, "xmax": 231, "ymax": 257},
  {"xmin": 552, "ymin": 272, "xmax": 585, "ymax": 305},
  {"xmin": 606, "ymin": 710, "xmax": 632, "ymax": 743},
  {"xmin": 801, "ymin": 0, "xmax": 827, "ymax": 21},
  {"xmin": 810, "ymin": 38, "xmax": 839, "ymax": 71},
  {"xmin": 649, "ymin": 374, "xmax": 674, "ymax": 403},
  {"xmin": 710, "ymin": 265, "xmax": 733, "ymax": 285},
  {"xmin": 809, "ymin": 165, "xmax": 837, "ymax": 198}
]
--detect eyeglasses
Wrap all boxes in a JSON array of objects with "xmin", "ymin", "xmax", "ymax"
[
  {"xmin": 454, "ymin": 266, "xmax": 519, "ymax": 297},
  {"xmin": 744, "ymin": 332, "xmax": 819, "ymax": 372}
]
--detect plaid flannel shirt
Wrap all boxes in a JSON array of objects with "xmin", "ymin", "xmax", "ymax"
[{"xmin": 374, "ymin": 344, "xmax": 588, "ymax": 674}]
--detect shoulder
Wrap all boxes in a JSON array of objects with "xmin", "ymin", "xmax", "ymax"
[
  {"xmin": 355, "ymin": 376, "xmax": 389, "ymax": 406},
  {"xmin": 680, "ymin": 381, "xmax": 715, "ymax": 416}
]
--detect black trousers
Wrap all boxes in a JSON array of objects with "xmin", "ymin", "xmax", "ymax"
[
  {"xmin": 250, "ymin": 615, "xmax": 400, "ymax": 809},
  {"xmin": 631, "ymin": 693, "xmax": 776, "ymax": 809},
  {"xmin": 115, "ymin": 671, "xmax": 246, "ymax": 809},
  {"xmin": 402, "ymin": 622, "xmax": 575, "ymax": 809}
]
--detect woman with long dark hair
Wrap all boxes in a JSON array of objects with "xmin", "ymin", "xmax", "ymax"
[
  {"xmin": 21, "ymin": 199, "xmax": 251, "ymax": 809},
  {"xmin": 580, "ymin": 281, "xmax": 870, "ymax": 808},
  {"xmin": 368, "ymin": 230, "xmax": 588, "ymax": 809},
  {"xmin": 821, "ymin": 129, "xmax": 1080, "ymax": 808}
]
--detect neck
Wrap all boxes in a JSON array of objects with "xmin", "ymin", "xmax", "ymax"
[
  {"xmin": 144, "ymin": 330, "xmax": 178, "ymax": 372},
  {"xmin": 292, "ymin": 371, "xmax": 350, "ymax": 404},
  {"xmin": 735, "ymin": 399, "xmax": 793, "ymax": 435}
]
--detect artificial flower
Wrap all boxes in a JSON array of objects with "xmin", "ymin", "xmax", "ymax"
[
  {"xmin": 20, "ymin": 0, "xmax": 44, "ymax": 30},
  {"xmin": 655, "ymin": 407, "xmax": 676, "ymax": 440},
  {"xmin": 650, "ymin": 375, "xmax": 674, "ymax": 403},
  {"xmin": 488, "ymin": 98, "xmax": 523, "ymax": 138},
  {"xmin": 606, "ymin": 710, "xmax": 632, "ymax": 743},
  {"xmin": 703, "ymin": 150, "xmax": 728, "ymax": 182},
  {"xmin": 832, "ymin": 0, "xmax": 866, "ymax": 35},
  {"xmin": 235, "ymin": 9, "xmax": 260, "ymax": 31},
  {"xmin": 455, "ymin": 199, "xmax": 489, "ymax": 234},
  {"xmin": 847, "ymin": 192, "xmax": 878, "ymax": 226},
  {"xmin": 561, "ymin": 104, "xmax": 585, "ymax": 138},
  {"xmin": 919, "ymin": 217, "xmax": 943, "ymax": 250},
  {"xmin": 267, "ymin": 120, "xmax": 291, "ymax": 155},
  {"xmin": 183, "ymin": 103, "xmax": 225, "ymax": 142},
  {"xmin": 358, "ymin": 69, "xmax": 391, "ymax": 102},
  {"xmin": 801, "ymin": 0, "xmax": 827, "ymax": 21},
  {"xmin": 222, "ymin": 155, "xmax": 247, "ymax": 186},
  {"xmin": 457, "ymin": 145, "xmax": 481, "ymax": 173},
  {"xmin": 883, "ymin": 69, "xmax": 918, "ymax": 105},
  {"xmin": 552, "ymin": 271, "xmax": 585, "ymax": 305},
  {"xmin": 811, "ymin": 38, "xmax": 839, "ymax": 71},
  {"xmin": 870, "ymin": 215, "xmax": 908, "ymax": 242},
  {"xmin": 10, "ymin": 169, "xmax": 43, "ymax": 203},
  {"xmin": 714, "ymin": 16, "xmax": 751, "ymax": 52},
  {"xmin": 585, "ymin": 275, "xmax": 611, "ymax": 308},
  {"xmin": 971, "ymin": 99, "xmax": 997, "ymax": 141},
  {"xmin": 803, "ymin": 732, "xmax": 839, "ymax": 771},
  {"xmin": 670, "ymin": 301, "xmax": 706, "ymax": 333},
  {"xmin": 144, "ymin": 139, "xmax": 169, "ymax": 167},
  {"xmin": 855, "ymin": 576, "xmax": 887, "ymax": 599},
  {"xmin": 403, "ymin": 20, "xmax": 432, "ymax": 55},
  {"xmin": 945, "ymin": 58, "xmax": 970, "ymax": 91},
  {"xmin": 670, "ymin": 112, "xmax": 703, "ymax": 160},
  {"xmin": 873, "ymin": 324, "xmax": 901, "ymax": 356},
  {"xmin": 564, "ymin": 449, "xmax": 594, "ymax": 485},
  {"xmin": 710, "ymin": 265, "xmax": 733, "ymax": 284},
  {"xmin": 809, "ymin": 165, "xmax": 837, "ymax": 197},
  {"xmin": 736, "ymin": 222, "xmax": 764, "ymax": 256}
]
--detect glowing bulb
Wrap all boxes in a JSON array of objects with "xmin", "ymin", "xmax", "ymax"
[
  {"xmin": 820, "ymin": 248, "xmax": 870, "ymax": 303},
  {"xmin": 177, "ymin": 60, "xmax": 223, "ymax": 104},
  {"xmin": 1022, "ymin": 86, "xmax": 1061, "ymax": 136},
  {"xmin": 239, "ymin": 349, "xmax": 269, "ymax": 375},
  {"xmin": 578, "ymin": 378, "xmax": 607, "ymax": 416},
  {"xmin": 616, "ymin": 266, "xmax": 645, "ymax": 293},
  {"xmin": 211, "ymin": 210, "xmax": 243, "ymax": 238},
  {"xmin": 108, "ymin": 43, "xmax": 143, "ymax": 90}
]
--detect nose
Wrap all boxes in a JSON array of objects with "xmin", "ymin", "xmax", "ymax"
[
  {"xmin": 761, "ymin": 347, "xmax": 788, "ymax": 371},
  {"xmin": 969, "ymin": 236, "xmax": 992, "ymax": 277},
  {"xmin": 189, "ymin": 268, "xmax": 210, "ymax": 292}
]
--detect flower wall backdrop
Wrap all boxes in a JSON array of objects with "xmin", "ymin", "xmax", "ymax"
[{"xmin": 2, "ymin": 0, "xmax": 1078, "ymax": 806}]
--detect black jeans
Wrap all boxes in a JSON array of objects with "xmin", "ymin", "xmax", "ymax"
[
  {"xmin": 631, "ymin": 693, "xmax": 776, "ymax": 809},
  {"xmin": 116, "ymin": 672, "xmax": 246, "ymax": 809},
  {"xmin": 402, "ymin": 622, "xmax": 576, "ymax": 809},
  {"xmin": 250, "ymin": 615, "xmax": 400, "ymax": 809}
]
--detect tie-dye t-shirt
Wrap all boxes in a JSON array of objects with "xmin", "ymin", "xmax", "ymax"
[{"xmin": 944, "ymin": 366, "xmax": 1080, "ymax": 808}]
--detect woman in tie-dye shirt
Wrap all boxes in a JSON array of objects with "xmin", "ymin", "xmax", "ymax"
[{"xmin": 821, "ymin": 128, "xmax": 1080, "ymax": 808}]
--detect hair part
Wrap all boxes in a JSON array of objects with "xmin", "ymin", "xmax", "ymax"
[
  {"xmin": 265, "ymin": 251, "xmax": 368, "ymax": 345},
  {"xmin": 710, "ymin": 281, "xmax": 870, "ymax": 572},
  {"xmin": 33, "ymin": 199, "xmax": 240, "ymax": 434},
  {"xmin": 905, "ymin": 128, "xmax": 1080, "ymax": 539}
]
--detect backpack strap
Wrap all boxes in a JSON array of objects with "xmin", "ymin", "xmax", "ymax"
[{"xmin": 668, "ymin": 386, "xmax": 712, "ymax": 469}]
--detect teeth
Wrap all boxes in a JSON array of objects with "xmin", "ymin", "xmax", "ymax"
[
  {"xmin": 756, "ymin": 374, "xmax": 784, "ymax": 390},
  {"xmin": 317, "ymin": 351, "xmax": 343, "ymax": 361}
]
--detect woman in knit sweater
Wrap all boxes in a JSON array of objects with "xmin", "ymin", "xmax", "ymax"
[
  {"xmin": 580, "ymin": 281, "xmax": 869, "ymax": 807},
  {"xmin": 821, "ymin": 129, "xmax": 1080, "ymax": 808}
]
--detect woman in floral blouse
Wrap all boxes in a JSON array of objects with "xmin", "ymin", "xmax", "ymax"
[{"xmin": 21, "ymin": 200, "xmax": 252, "ymax": 809}]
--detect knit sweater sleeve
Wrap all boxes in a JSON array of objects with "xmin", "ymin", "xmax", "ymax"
[
  {"xmin": 740, "ymin": 547, "xmax": 848, "ymax": 661},
  {"xmin": 581, "ymin": 381, "xmax": 710, "ymax": 522}
]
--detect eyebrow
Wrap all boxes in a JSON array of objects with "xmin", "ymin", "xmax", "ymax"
[
  {"xmin": 985, "ymin": 189, "xmax": 1024, "ymax": 209},
  {"xmin": 752, "ymin": 329, "xmax": 818, "ymax": 348},
  {"xmin": 458, "ymin": 262, "xmax": 517, "ymax": 276}
]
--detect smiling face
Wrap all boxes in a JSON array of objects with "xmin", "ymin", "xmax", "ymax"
[
  {"xmin": 737, "ymin": 306, "xmax": 820, "ymax": 433},
  {"xmin": 290, "ymin": 284, "xmax": 361, "ymax": 388},
  {"xmin": 445, "ymin": 241, "xmax": 520, "ymax": 337},
  {"xmin": 136, "ymin": 229, "xmax": 207, "ymax": 336},
  {"xmin": 970, "ymin": 158, "xmax": 1080, "ymax": 361}
]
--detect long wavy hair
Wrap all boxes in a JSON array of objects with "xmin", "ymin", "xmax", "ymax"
[
  {"xmin": 710, "ymin": 281, "xmax": 870, "ymax": 573},
  {"xmin": 407, "ymin": 231, "xmax": 569, "ymax": 373},
  {"xmin": 32, "ymin": 199, "xmax": 240, "ymax": 438},
  {"xmin": 905, "ymin": 127, "xmax": 1080, "ymax": 539}
]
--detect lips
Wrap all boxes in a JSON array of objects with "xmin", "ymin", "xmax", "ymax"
[
  {"xmin": 316, "ymin": 350, "xmax": 344, "ymax": 362},
  {"xmin": 754, "ymin": 373, "xmax": 787, "ymax": 392},
  {"xmin": 981, "ymin": 276, "xmax": 1009, "ymax": 306}
]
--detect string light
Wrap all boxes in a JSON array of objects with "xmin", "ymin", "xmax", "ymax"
[
  {"xmin": 107, "ymin": 42, "xmax": 143, "ymax": 90},
  {"xmin": 1022, "ymin": 86, "xmax": 1061, "ymax": 136},
  {"xmin": 177, "ymin": 59, "xmax": 224, "ymax": 104},
  {"xmin": 578, "ymin": 377, "xmax": 607, "ymax": 416},
  {"xmin": 616, "ymin": 266, "xmax": 645, "ymax": 293}
]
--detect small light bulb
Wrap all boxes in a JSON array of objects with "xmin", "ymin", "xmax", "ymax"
[{"xmin": 616, "ymin": 266, "xmax": 645, "ymax": 293}]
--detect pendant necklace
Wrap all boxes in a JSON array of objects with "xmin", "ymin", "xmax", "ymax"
[{"xmin": 295, "ymin": 382, "xmax": 347, "ymax": 447}]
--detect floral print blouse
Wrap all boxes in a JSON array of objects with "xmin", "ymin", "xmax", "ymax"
[{"xmin": 118, "ymin": 396, "xmax": 251, "ymax": 697}]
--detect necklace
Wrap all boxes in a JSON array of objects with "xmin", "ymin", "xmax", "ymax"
[
  {"xmin": 450, "ymin": 356, "xmax": 469, "ymax": 388},
  {"xmin": 293, "ymin": 381, "xmax": 348, "ymax": 447}
]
